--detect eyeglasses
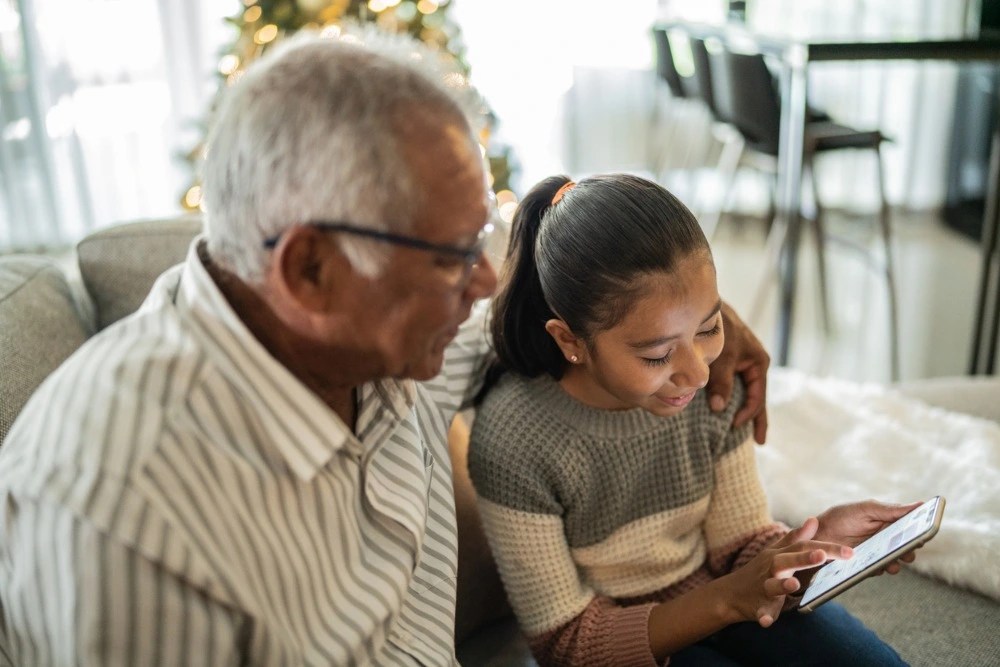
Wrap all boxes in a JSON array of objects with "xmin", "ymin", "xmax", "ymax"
[
  {"xmin": 264, "ymin": 221, "xmax": 489, "ymax": 261},
  {"xmin": 263, "ymin": 213, "xmax": 496, "ymax": 288}
]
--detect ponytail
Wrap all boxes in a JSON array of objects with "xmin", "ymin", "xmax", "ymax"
[
  {"xmin": 489, "ymin": 175, "xmax": 572, "ymax": 380},
  {"xmin": 481, "ymin": 172, "xmax": 709, "ymax": 398}
]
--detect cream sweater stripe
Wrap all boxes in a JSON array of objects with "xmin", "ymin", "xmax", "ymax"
[
  {"xmin": 703, "ymin": 439, "xmax": 777, "ymax": 559},
  {"xmin": 476, "ymin": 498, "xmax": 594, "ymax": 636},
  {"xmin": 570, "ymin": 497, "xmax": 710, "ymax": 598}
]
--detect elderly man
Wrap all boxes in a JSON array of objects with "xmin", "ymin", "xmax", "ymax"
[{"xmin": 0, "ymin": 33, "xmax": 771, "ymax": 664}]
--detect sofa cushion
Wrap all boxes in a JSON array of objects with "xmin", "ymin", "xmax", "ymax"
[
  {"xmin": 0, "ymin": 256, "xmax": 90, "ymax": 442},
  {"xmin": 455, "ymin": 570, "xmax": 1000, "ymax": 667},
  {"xmin": 77, "ymin": 217, "xmax": 202, "ymax": 330},
  {"xmin": 456, "ymin": 616, "xmax": 535, "ymax": 667}
]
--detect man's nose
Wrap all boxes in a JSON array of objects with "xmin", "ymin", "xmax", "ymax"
[{"xmin": 467, "ymin": 253, "xmax": 498, "ymax": 299}]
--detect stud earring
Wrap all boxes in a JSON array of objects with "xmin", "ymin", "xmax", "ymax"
[{"xmin": 569, "ymin": 355, "xmax": 579, "ymax": 363}]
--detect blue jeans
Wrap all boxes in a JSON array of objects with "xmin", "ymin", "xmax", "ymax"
[{"xmin": 669, "ymin": 602, "xmax": 907, "ymax": 666}]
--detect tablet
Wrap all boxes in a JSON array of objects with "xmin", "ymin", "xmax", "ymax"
[{"xmin": 797, "ymin": 496, "xmax": 946, "ymax": 613}]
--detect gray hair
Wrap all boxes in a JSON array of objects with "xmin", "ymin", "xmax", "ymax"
[{"xmin": 201, "ymin": 25, "xmax": 486, "ymax": 282}]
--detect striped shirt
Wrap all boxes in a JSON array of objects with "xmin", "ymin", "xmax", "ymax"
[{"xmin": 0, "ymin": 238, "xmax": 491, "ymax": 666}]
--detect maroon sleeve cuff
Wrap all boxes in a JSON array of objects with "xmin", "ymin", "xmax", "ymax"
[
  {"xmin": 529, "ymin": 598, "xmax": 661, "ymax": 667},
  {"xmin": 731, "ymin": 523, "xmax": 789, "ymax": 571},
  {"xmin": 608, "ymin": 602, "xmax": 660, "ymax": 667}
]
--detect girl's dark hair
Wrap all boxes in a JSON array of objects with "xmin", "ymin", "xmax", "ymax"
[{"xmin": 490, "ymin": 173, "xmax": 711, "ymax": 381}]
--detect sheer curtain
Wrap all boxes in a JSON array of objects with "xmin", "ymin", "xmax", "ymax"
[{"xmin": 0, "ymin": 0, "xmax": 231, "ymax": 252}]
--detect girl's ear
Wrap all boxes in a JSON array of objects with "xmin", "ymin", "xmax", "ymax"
[{"xmin": 544, "ymin": 319, "xmax": 587, "ymax": 364}]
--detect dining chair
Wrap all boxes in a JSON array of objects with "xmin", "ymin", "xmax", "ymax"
[
  {"xmin": 708, "ymin": 44, "xmax": 900, "ymax": 380},
  {"xmin": 683, "ymin": 36, "xmax": 717, "ymax": 113},
  {"xmin": 677, "ymin": 35, "xmax": 752, "ymax": 239},
  {"xmin": 651, "ymin": 32, "xmax": 752, "ymax": 229},
  {"xmin": 653, "ymin": 27, "xmax": 686, "ymax": 99},
  {"xmin": 649, "ymin": 28, "xmax": 717, "ymax": 203},
  {"xmin": 650, "ymin": 28, "xmax": 685, "ymax": 172}
]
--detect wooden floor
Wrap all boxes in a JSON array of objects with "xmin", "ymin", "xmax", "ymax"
[{"xmin": 710, "ymin": 208, "xmax": 985, "ymax": 383}]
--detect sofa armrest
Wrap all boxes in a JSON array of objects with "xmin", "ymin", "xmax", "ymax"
[{"xmin": 895, "ymin": 376, "xmax": 1000, "ymax": 424}]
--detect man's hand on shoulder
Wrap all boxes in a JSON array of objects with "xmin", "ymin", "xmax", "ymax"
[{"xmin": 708, "ymin": 302, "xmax": 769, "ymax": 445}]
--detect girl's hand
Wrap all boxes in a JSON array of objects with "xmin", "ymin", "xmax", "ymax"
[
  {"xmin": 813, "ymin": 499, "xmax": 922, "ymax": 576},
  {"xmin": 720, "ymin": 518, "xmax": 853, "ymax": 627}
]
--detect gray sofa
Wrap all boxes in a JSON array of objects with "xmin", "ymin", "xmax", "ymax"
[{"xmin": 1, "ymin": 219, "xmax": 998, "ymax": 666}]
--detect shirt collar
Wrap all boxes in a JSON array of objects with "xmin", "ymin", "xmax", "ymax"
[{"xmin": 172, "ymin": 237, "xmax": 413, "ymax": 480}]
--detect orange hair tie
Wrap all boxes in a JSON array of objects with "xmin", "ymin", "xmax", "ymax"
[{"xmin": 551, "ymin": 181, "xmax": 576, "ymax": 205}]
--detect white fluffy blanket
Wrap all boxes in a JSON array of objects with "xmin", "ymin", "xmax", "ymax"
[{"xmin": 757, "ymin": 369, "xmax": 1000, "ymax": 601}]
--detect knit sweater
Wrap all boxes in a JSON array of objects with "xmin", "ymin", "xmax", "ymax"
[{"xmin": 468, "ymin": 373, "xmax": 786, "ymax": 667}]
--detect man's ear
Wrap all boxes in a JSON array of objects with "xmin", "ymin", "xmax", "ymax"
[
  {"xmin": 270, "ymin": 225, "xmax": 353, "ymax": 313},
  {"xmin": 544, "ymin": 318, "xmax": 587, "ymax": 364}
]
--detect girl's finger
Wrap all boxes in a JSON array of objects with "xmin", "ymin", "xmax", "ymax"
[
  {"xmin": 774, "ymin": 517, "xmax": 819, "ymax": 547},
  {"xmin": 763, "ymin": 576, "xmax": 800, "ymax": 598},
  {"xmin": 771, "ymin": 549, "xmax": 827, "ymax": 578}
]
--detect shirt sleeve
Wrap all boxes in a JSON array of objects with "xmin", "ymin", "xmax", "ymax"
[{"xmin": 0, "ymin": 496, "xmax": 246, "ymax": 666}]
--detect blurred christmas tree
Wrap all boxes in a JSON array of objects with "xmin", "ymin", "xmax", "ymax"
[{"xmin": 181, "ymin": 0, "xmax": 518, "ymax": 211}]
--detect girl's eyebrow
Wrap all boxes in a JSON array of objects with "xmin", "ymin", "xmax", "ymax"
[{"xmin": 628, "ymin": 300, "xmax": 723, "ymax": 349}]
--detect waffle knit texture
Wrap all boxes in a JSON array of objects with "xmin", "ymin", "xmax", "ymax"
[{"xmin": 469, "ymin": 373, "xmax": 785, "ymax": 667}]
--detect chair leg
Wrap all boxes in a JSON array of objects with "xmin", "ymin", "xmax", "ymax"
[
  {"xmin": 874, "ymin": 145, "xmax": 901, "ymax": 381},
  {"xmin": 748, "ymin": 172, "xmax": 785, "ymax": 329},
  {"xmin": 763, "ymin": 172, "xmax": 777, "ymax": 238},
  {"xmin": 699, "ymin": 126, "xmax": 744, "ymax": 239},
  {"xmin": 681, "ymin": 107, "xmax": 715, "ymax": 208},
  {"xmin": 658, "ymin": 101, "xmax": 701, "ymax": 198},
  {"xmin": 647, "ymin": 88, "xmax": 666, "ymax": 172},
  {"xmin": 650, "ymin": 94, "xmax": 684, "ymax": 180},
  {"xmin": 808, "ymin": 159, "xmax": 834, "ymax": 337}
]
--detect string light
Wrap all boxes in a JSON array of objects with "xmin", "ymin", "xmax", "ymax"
[
  {"xmin": 495, "ymin": 190, "xmax": 517, "ymax": 206},
  {"xmin": 243, "ymin": 5, "xmax": 262, "ymax": 23},
  {"xmin": 218, "ymin": 55, "xmax": 240, "ymax": 75},
  {"xmin": 253, "ymin": 24, "xmax": 279, "ymax": 44},
  {"xmin": 442, "ymin": 72, "xmax": 466, "ymax": 89},
  {"xmin": 298, "ymin": 0, "xmax": 332, "ymax": 12},
  {"xmin": 498, "ymin": 201, "xmax": 517, "ymax": 223},
  {"xmin": 416, "ymin": 0, "xmax": 438, "ymax": 15},
  {"xmin": 183, "ymin": 185, "xmax": 203, "ymax": 210}
]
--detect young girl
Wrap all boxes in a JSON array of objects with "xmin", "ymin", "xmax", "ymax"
[{"xmin": 468, "ymin": 174, "xmax": 908, "ymax": 666}]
